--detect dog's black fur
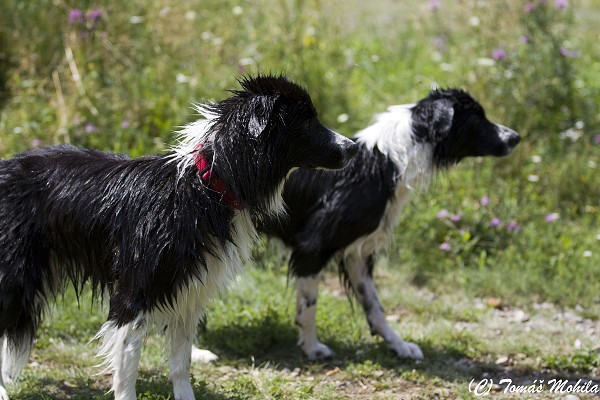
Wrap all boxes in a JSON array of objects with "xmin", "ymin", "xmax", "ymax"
[
  {"xmin": 0, "ymin": 74, "xmax": 357, "ymax": 400},
  {"xmin": 259, "ymin": 88, "xmax": 520, "ymax": 360}
]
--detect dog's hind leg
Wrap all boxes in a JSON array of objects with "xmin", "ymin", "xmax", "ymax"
[
  {"xmin": 0, "ymin": 328, "xmax": 35, "ymax": 400},
  {"xmin": 96, "ymin": 315, "xmax": 146, "ymax": 400},
  {"xmin": 2, "ymin": 334, "xmax": 34, "ymax": 384},
  {"xmin": 0, "ymin": 303, "xmax": 37, "ymax": 393},
  {"xmin": 295, "ymin": 274, "xmax": 334, "ymax": 360},
  {"xmin": 343, "ymin": 254, "xmax": 423, "ymax": 360},
  {"xmin": 0, "ymin": 336, "xmax": 7, "ymax": 400}
]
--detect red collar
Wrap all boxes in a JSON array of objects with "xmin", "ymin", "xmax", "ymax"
[{"xmin": 194, "ymin": 146, "xmax": 243, "ymax": 210}]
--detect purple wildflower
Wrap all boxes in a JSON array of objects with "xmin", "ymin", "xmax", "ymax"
[
  {"xmin": 427, "ymin": 0, "xmax": 441, "ymax": 11},
  {"xmin": 87, "ymin": 9, "xmax": 103, "ymax": 23},
  {"xmin": 480, "ymin": 195, "xmax": 490, "ymax": 206},
  {"xmin": 489, "ymin": 218, "xmax": 502, "ymax": 228},
  {"xmin": 560, "ymin": 47, "xmax": 581, "ymax": 58},
  {"xmin": 31, "ymin": 138, "xmax": 42, "ymax": 147},
  {"xmin": 436, "ymin": 209, "xmax": 450, "ymax": 218},
  {"xmin": 555, "ymin": 0, "xmax": 568, "ymax": 9},
  {"xmin": 121, "ymin": 119, "xmax": 130, "ymax": 129},
  {"xmin": 432, "ymin": 36, "xmax": 446, "ymax": 51},
  {"xmin": 439, "ymin": 242, "xmax": 451, "ymax": 251},
  {"xmin": 506, "ymin": 221, "xmax": 519, "ymax": 231},
  {"xmin": 544, "ymin": 213, "xmax": 560, "ymax": 223},
  {"xmin": 492, "ymin": 48, "xmax": 507, "ymax": 61},
  {"xmin": 450, "ymin": 214, "xmax": 461, "ymax": 222},
  {"xmin": 524, "ymin": 2, "xmax": 535, "ymax": 12},
  {"xmin": 85, "ymin": 123, "xmax": 96, "ymax": 133},
  {"xmin": 593, "ymin": 134, "xmax": 600, "ymax": 144},
  {"xmin": 69, "ymin": 9, "xmax": 84, "ymax": 24},
  {"xmin": 519, "ymin": 35, "xmax": 530, "ymax": 44}
]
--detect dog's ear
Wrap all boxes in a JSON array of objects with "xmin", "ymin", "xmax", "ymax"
[
  {"xmin": 429, "ymin": 98, "xmax": 454, "ymax": 142},
  {"xmin": 248, "ymin": 94, "xmax": 280, "ymax": 138}
]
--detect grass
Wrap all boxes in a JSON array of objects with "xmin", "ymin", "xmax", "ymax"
[
  {"xmin": 1, "ymin": 0, "xmax": 600, "ymax": 398},
  {"xmin": 9, "ymin": 261, "xmax": 599, "ymax": 399}
]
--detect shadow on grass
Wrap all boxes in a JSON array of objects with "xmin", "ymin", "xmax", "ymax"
[
  {"xmin": 12, "ymin": 376, "xmax": 111, "ymax": 400},
  {"xmin": 136, "ymin": 371, "xmax": 232, "ymax": 400},
  {"xmin": 200, "ymin": 314, "xmax": 482, "ymax": 378},
  {"xmin": 200, "ymin": 315, "xmax": 599, "ymax": 387},
  {"xmin": 12, "ymin": 371, "xmax": 232, "ymax": 400}
]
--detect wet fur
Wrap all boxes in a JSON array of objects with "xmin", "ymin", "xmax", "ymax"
[{"xmin": 0, "ymin": 74, "xmax": 357, "ymax": 399}]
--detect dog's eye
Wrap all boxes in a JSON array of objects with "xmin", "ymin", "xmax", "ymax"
[
  {"xmin": 475, "ymin": 106, "xmax": 486, "ymax": 119},
  {"xmin": 293, "ymin": 119, "xmax": 312, "ymax": 136}
]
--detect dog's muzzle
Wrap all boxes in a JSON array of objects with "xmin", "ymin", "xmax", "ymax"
[
  {"xmin": 336, "ymin": 134, "xmax": 359, "ymax": 167},
  {"xmin": 496, "ymin": 123, "xmax": 521, "ymax": 154}
]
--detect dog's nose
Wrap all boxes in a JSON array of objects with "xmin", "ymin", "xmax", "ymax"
[
  {"xmin": 496, "ymin": 123, "xmax": 521, "ymax": 149},
  {"xmin": 507, "ymin": 133, "xmax": 521, "ymax": 148}
]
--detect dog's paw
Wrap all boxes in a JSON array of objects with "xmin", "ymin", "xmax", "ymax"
[
  {"xmin": 302, "ymin": 342, "xmax": 334, "ymax": 361},
  {"xmin": 389, "ymin": 340, "xmax": 424, "ymax": 360},
  {"xmin": 191, "ymin": 346, "xmax": 219, "ymax": 363},
  {"xmin": 0, "ymin": 386, "xmax": 9, "ymax": 400}
]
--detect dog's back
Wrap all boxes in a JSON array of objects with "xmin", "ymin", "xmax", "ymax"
[
  {"xmin": 0, "ymin": 145, "xmax": 222, "ymax": 329},
  {"xmin": 260, "ymin": 142, "xmax": 398, "ymax": 276}
]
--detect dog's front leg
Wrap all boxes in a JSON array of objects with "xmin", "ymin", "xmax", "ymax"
[
  {"xmin": 343, "ymin": 254, "xmax": 423, "ymax": 360},
  {"xmin": 98, "ymin": 316, "xmax": 146, "ymax": 400},
  {"xmin": 167, "ymin": 321, "xmax": 196, "ymax": 400},
  {"xmin": 295, "ymin": 275, "xmax": 334, "ymax": 360}
]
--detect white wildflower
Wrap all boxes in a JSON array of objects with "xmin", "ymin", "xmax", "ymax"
[{"xmin": 337, "ymin": 113, "xmax": 349, "ymax": 123}]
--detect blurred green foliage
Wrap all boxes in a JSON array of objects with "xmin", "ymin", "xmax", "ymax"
[{"xmin": 0, "ymin": 0, "xmax": 598, "ymax": 306}]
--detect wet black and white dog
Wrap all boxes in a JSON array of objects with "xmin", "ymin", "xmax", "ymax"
[
  {"xmin": 259, "ymin": 88, "xmax": 520, "ymax": 360},
  {"xmin": 0, "ymin": 75, "xmax": 357, "ymax": 400}
]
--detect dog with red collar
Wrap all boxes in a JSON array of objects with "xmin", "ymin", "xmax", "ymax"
[{"xmin": 0, "ymin": 74, "xmax": 357, "ymax": 400}]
